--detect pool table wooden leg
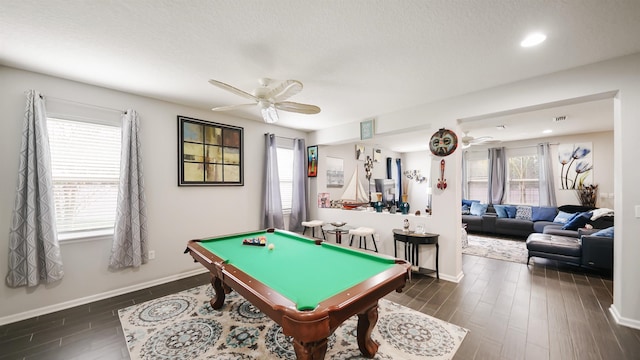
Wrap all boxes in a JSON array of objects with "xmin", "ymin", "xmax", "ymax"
[
  {"xmin": 357, "ymin": 303, "xmax": 380, "ymax": 358},
  {"xmin": 209, "ymin": 275, "xmax": 226, "ymax": 309},
  {"xmin": 292, "ymin": 338, "xmax": 328, "ymax": 360}
]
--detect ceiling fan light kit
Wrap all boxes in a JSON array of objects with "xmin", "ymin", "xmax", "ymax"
[{"xmin": 209, "ymin": 78, "xmax": 320, "ymax": 124}]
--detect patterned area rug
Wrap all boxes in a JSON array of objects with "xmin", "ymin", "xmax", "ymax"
[
  {"xmin": 462, "ymin": 234, "xmax": 528, "ymax": 264},
  {"xmin": 119, "ymin": 284, "xmax": 468, "ymax": 360}
]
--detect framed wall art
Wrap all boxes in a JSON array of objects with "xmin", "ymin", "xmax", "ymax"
[
  {"xmin": 326, "ymin": 156, "xmax": 344, "ymax": 187},
  {"xmin": 178, "ymin": 115, "xmax": 243, "ymax": 186},
  {"xmin": 307, "ymin": 145, "xmax": 318, "ymax": 177},
  {"xmin": 360, "ymin": 118, "xmax": 375, "ymax": 140}
]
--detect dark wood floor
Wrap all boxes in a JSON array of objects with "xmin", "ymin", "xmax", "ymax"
[{"xmin": 1, "ymin": 254, "xmax": 639, "ymax": 360}]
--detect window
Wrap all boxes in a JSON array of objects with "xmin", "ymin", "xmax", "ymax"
[
  {"xmin": 276, "ymin": 141, "xmax": 294, "ymax": 213},
  {"xmin": 47, "ymin": 117, "xmax": 121, "ymax": 240},
  {"xmin": 506, "ymin": 148, "xmax": 539, "ymax": 205},
  {"xmin": 465, "ymin": 151, "xmax": 488, "ymax": 203}
]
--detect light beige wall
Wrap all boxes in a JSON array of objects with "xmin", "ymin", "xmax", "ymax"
[{"xmin": 0, "ymin": 66, "xmax": 306, "ymax": 323}]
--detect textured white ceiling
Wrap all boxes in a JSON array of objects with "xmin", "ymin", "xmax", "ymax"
[{"xmin": 1, "ymin": 1, "xmax": 638, "ymax": 150}]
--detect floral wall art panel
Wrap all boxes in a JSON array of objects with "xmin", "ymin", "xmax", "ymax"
[{"xmin": 558, "ymin": 142, "xmax": 593, "ymax": 189}]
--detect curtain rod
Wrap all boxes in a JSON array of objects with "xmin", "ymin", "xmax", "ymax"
[
  {"xmin": 265, "ymin": 133, "xmax": 298, "ymax": 141},
  {"xmin": 44, "ymin": 95, "xmax": 125, "ymax": 114},
  {"xmin": 466, "ymin": 142, "xmax": 560, "ymax": 151}
]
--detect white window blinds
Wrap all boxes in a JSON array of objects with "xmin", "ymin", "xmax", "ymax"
[
  {"xmin": 47, "ymin": 117, "xmax": 121, "ymax": 238},
  {"xmin": 276, "ymin": 146, "xmax": 293, "ymax": 212}
]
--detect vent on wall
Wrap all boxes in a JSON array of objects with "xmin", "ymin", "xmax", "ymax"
[{"xmin": 553, "ymin": 115, "xmax": 567, "ymax": 122}]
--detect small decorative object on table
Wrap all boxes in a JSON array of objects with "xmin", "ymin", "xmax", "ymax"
[
  {"xmin": 374, "ymin": 192, "xmax": 383, "ymax": 213},
  {"xmin": 403, "ymin": 219, "xmax": 410, "ymax": 232},
  {"xmin": 399, "ymin": 194, "xmax": 410, "ymax": 214},
  {"xmin": 330, "ymin": 221, "xmax": 347, "ymax": 228}
]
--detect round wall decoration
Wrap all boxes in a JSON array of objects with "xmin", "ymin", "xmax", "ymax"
[{"xmin": 429, "ymin": 128, "xmax": 458, "ymax": 156}]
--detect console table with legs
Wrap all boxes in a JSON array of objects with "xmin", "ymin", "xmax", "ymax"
[{"xmin": 392, "ymin": 229, "xmax": 439, "ymax": 279}]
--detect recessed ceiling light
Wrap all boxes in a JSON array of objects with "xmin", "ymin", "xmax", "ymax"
[
  {"xmin": 543, "ymin": 129, "xmax": 553, "ymax": 134},
  {"xmin": 521, "ymin": 33, "xmax": 547, "ymax": 47}
]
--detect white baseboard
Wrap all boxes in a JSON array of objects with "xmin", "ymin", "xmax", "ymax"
[
  {"xmin": 609, "ymin": 304, "xmax": 640, "ymax": 330},
  {"xmin": 0, "ymin": 268, "xmax": 209, "ymax": 326},
  {"xmin": 441, "ymin": 270, "xmax": 464, "ymax": 283}
]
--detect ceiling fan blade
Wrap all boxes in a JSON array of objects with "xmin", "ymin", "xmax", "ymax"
[
  {"xmin": 211, "ymin": 103, "xmax": 256, "ymax": 112},
  {"xmin": 266, "ymin": 80, "xmax": 303, "ymax": 101},
  {"xmin": 208, "ymin": 79, "xmax": 259, "ymax": 102},
  {"xmin": 275, "ymin": 101, "xmax": 321, "ymax": 114}
]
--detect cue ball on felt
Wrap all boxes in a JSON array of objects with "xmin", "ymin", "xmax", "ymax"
[{"xmin": 268, "ymin": 243, "xmax": 275, "ymax": 250}]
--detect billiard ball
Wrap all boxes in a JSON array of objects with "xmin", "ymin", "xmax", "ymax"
[{"xmin": 268, "ymin": 243, "xmax": 275, "ymax": 250}]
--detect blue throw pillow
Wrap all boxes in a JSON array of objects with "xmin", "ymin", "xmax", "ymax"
[
  {"xmin": 532, "ymin": 207, "xmax": 558, "ymax": 222},
  {"xmin": 561, "ymin": 211, "xmax": 593, "ymax": 230},
  {"xmin": 494, "ymin": 205, "xmax": 509, "ymax": 218},
  {"xmin": 515, "ymin": 206, "xmax": 532, "ymax": 220},
  {"xmin": 505, "ymin": 206, "xmax": 517, "ymax": 218},
  {"xmin": 470, "ymin": 202, "xmax": 488, "ymax": 216},
  {"xmin": 592, "ymin": 226, "xmax": 614, "ymax": 237},
  {"xmin": 462, "ymin": 199, "xmax": 480, "ymax": 207},
  {"xmin": 553, "ymin": 211, "xmax": 575, "ymax": 224},
  {"xmin": 462, "ymin": 204, "xmax": 470, "ymax": 215}
]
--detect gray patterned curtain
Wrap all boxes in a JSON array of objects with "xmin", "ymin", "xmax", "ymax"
[
  {"xmin": 261, "ymin": 134, "xmax": 284, "ymax": 229},
  {"xmin": 461, "ymin": 150, "xmax": 468, "ymax": 200},
  {"xmin": 538, "ymin": 142, "xmax": 557, "ymax": 207},
  {"xmin": 289, "ymin": 138, "xmax": 307, "ymax": 233},
  {"xmin": 6, "ymin": 90, "xmax": 64, "ymax": 288},
  {"xmin": 488, "ymin": 147, "xmax": 506, "ymax": 204},
  {"xmin": 109, "ymin": 110, "xmax": 148, "ymax": 270}
]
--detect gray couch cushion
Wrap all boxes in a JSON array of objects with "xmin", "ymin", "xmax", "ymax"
[
  {"xmin": 526, "ymin": 233, "xmax": 581, "ymax": 258},
  {"xmin": 543, "ymin": 224, "xmax": 579, "ymax": 238},
  {"xmin": 533, "ymin": 220, "xmax": 556, "ymax": 233}
]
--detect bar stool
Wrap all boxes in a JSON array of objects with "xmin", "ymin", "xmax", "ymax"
[
  {"xmin": 301, "ymin": 220, "xmax": 326, "ymax": 239},
  {"xmin": 349, "ymin": 227, "xmax": 377, "ymax": 252}
]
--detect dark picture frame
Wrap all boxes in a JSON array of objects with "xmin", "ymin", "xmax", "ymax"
[
  {"xmin": 178, "ymin": 115, "xmax": 244, "ymax": 186},
  {"xmin": 307, "ymin": 145, "xmax": 318, "ymax": 177}
]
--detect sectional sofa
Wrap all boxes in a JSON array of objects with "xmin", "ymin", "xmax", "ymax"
[{"xmin": 462, "ymin": 202, "xmax": 613, "ymax": 238}]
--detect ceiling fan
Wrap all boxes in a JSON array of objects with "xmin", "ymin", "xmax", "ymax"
[
  {"xmin": 461, "ymin": 131, "xmax": 494, "ymax": 148},
  {"xmin": 209, "ymin": 78, "xmax": 320, "ymax": 124}
]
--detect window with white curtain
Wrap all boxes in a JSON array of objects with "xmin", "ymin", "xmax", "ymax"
[
  {"xmin": 276, "ymin": 138, "xmax": 294, "ymax": 213},
  {"xmin": 465, "ymin": 150, "xmax": 488, "ymax": 203},
  {"xmin": 506, "ymin": 147, "xmax": 540, "ymax": 205},
  {"xmin": 47, "ymin": 117, "xmax": 121, "ymax": 240}
]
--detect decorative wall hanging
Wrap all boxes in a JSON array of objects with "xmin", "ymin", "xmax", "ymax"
[
  {"xmin": 326, "ymin": 156, "xmax": 344, "ymax": 187},
  {"xmin": 404, "ymin": 170, "xmax": 426, "ymax": 183},
  {"xmin": 360, "ymin": 118, "xmax": 375, "ymax": 140},
  {"xmin": 307, "ymin": 145, "xmax": 318, "ymax": 177},
  {"xmin": 558, "ymin": 142, "xmax": 593, "ymax": 189},
  {"xmin": 355, "ymin": 144, "xmax": 366, "ymax": 160},
  {"xmin": 429, "ymin": 128, "xmax": 458, "ymax": 157},
  {"xmin": 437, "ymin": 159, "xmax": 447, "ymax": 190},
  {"xmin": 373, "ymin": 148, "xmax": 382, "ymax": 162},
  {"xmin": 178, "ymin": 115, "xmax": 243, "ymax": 186}
]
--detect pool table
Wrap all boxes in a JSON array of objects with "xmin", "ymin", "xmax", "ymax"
[{"xmin": 185, "ymin": 228, "xmax": 411, "ymax": 360}]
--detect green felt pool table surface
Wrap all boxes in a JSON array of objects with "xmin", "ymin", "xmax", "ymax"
[{"xmin": 195, "ymin": 229, "xmax": 398, "ymax": 311}]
